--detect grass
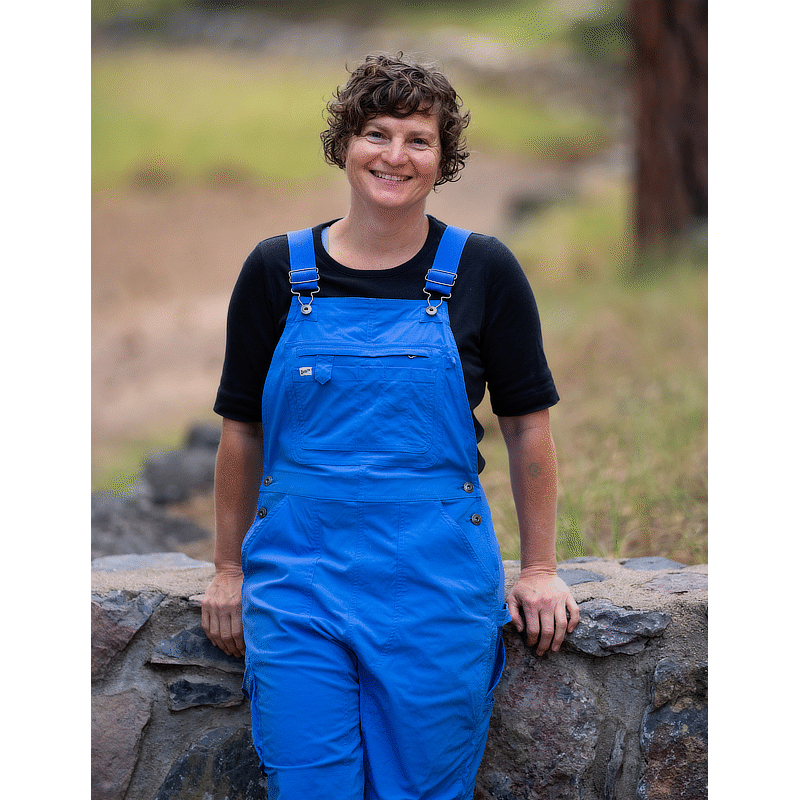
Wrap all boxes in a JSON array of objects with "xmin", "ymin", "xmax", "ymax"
[
  {"xmin": 91, "ymin": 48, "xmax": 612, "ymax": 193},
  {"xmin": 92, "ymin": 50, "xmax": 343, "ymax": 192},
  {"xmin": 480, "ymin": 178, "xmax": 707, "ymax": 565}
]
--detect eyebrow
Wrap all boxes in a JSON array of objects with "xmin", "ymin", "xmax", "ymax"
[{"xmin": 365, "ymin": 120, "xmax": 439, "ymax": 139}]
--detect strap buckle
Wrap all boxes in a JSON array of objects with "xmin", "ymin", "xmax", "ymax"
[
  {"xmin": 289, "ymin": 267, "xmax": 320, "ymax": 315},
  {"xmin": 423, "ymin": 268, "xmax": 457, "ymax": 316}
]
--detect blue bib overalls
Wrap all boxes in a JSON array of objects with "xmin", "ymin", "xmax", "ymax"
[{"xmin": 241, "ymin": 225, "xmax": 511, "ymax": 799}]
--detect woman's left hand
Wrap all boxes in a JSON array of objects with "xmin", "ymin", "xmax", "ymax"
[{"xmin": 507, "ymin": 569, "xmax": 581, "ymax": 656}]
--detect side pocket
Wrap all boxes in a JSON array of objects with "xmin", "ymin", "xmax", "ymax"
[
  {"xmin": 240, "ymin": 493, "xmax": 288, "ymax": 574},
  {"xmin": 485, "ymin": 628, "xmax": 507, "ymax": 708},
  {"xmin": 438, "ymin": 496, "xmax": 499, "ymax": 586}
]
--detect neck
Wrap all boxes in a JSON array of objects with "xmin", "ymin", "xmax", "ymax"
[{"xmin": 329, "ymin": 203, "xmax": 430, "ymax": 270}]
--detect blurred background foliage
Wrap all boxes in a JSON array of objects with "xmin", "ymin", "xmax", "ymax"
[
  {"xmin": 92, "ymin": 0, "xmax": 630, "ymax": 60},
  {"xmin": 92, "ymin": 0, "xmax": 626, "ymax": 193},
  {"xmin": 92, "ymin": 0, "xmax": 707, "ymax": 564},
  {"xmin": 92, "ymin": 49, "xmax": 613, "ymax": 193}
]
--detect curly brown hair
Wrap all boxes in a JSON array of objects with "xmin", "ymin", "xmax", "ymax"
[{"xmin": 320, "ymin": 53, "xmax": 470, "ymax": 187}]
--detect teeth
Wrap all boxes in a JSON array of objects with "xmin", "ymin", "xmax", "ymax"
[{"xmin": 373, "ymin": 172, "xmax": 408, "ymax": 182}]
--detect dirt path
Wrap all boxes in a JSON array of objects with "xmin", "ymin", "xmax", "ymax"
[{"xmin": 92, "ymin": 151, "xmax": 580, "ymax": 476}]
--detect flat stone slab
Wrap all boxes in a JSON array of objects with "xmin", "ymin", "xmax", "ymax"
[
  {"xmin": 92, "ymin": 553, "xmax": 212, "ymax": 571},
  {"xmin": 168, "ymin": 677, "xmax": 244, "ymax": 711},
  {"xmin": 644, "ymin": 571, "xmax": 708, "ymax": 594},
  {"xmin": 557, "ymin": 568, "xmax": 606, "ymax": 586},
  {"xmin": 622, "ymin": 556, "xmax": 686, "ymax": 571},
  {"xmin": 151, "ymin": 625, "xmax": 244, "ymax": 673},
  {"xmin": 564, "ymin": 599, "xmax": 672, "ymax": 656}
]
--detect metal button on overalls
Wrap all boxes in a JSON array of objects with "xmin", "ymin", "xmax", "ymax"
[{"xmin": 240, "ymin": 225, "xmax": 510, "ymax": 800}]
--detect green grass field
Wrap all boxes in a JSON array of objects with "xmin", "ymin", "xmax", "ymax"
[{"xmin": 92, "ymin": 48, "xmax": 611, "ymax": 193}]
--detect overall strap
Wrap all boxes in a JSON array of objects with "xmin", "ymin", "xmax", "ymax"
[
  {"xmin": 287, "ymin": 227, "xmax": 319, "ymax": 315},
  {"xmin": 424, "ymin": 225, "xmax": 472, "ymax": 315}
]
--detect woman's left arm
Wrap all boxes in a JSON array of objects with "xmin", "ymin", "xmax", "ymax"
[{"xmin": 498, "ymin": 409, "xmax": 580, "ymax": 655}]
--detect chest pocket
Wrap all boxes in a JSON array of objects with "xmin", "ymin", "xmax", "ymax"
[{"xmin": 286, "ymin": 345, "xmax": 440, "ymax": 466}]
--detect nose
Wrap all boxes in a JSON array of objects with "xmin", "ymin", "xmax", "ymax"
[{"xmin": 382, "ymin": 137, "xmax": 408, "ymax": 166}]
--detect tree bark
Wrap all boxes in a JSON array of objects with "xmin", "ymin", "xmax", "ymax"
[{"xmin": 629, "ymin": 0, "xmax": 707, "ymax": 247}]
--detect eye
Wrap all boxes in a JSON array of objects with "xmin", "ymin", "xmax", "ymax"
[{"xmin": 364, "ymin": 130, "xmax": 385, "ymax": 141}]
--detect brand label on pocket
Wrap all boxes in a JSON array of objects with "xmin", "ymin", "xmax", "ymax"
[{"xmin": 298, "ymin": 367, "xmax": 313, "ymax": 377}]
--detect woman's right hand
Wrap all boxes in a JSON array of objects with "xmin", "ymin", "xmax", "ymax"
[{"xmin": 201, "ymin": 568, "xmax": 246, "ymax": 658}]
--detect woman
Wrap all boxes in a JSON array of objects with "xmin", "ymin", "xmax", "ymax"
[{"xmin": 202, "ymin": 53, "xmax": 580, "ymax": 800}]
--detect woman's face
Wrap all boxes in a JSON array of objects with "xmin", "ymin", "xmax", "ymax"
[{"xmin": 344, "ymin": 112, "xmax": 442, "ymax": 216}]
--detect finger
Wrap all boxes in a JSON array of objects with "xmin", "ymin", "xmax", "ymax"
[
  {"xmin": 507, "ymin": 596, "xmax": 525, "ymax": 633},
  {"xmin": 524, "ymin": 603, "xmax": 541, "ymax": 649},
  {"xmin": 566, "ymin": 595, "xmax": 581, "ymax": 632},
  {"xmin": 218, "ymin": 615, "xmax": 246, "ymax": 659},
  {"xmin": 230, "ymin": 617, "xmax": 246, "ymax": 659},
  {"xmin": 204, "ymin": 606, "xmax": 234, "ymax": 657},
  {"xmin": 550, "ymin": 604, "xmax": 569, "ymax": 652},
  {"xmin": 218, "ymin": 615, "xmax": 241, "ymax": 658},
  {"xmin": 536, "ymin": 613, "xmax": 555, "ymax": 656}
]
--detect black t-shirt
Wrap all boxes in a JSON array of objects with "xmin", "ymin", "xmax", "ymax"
[{"xmin": 214, "ymin": 215, "xmax": 559, "ymax": 471}]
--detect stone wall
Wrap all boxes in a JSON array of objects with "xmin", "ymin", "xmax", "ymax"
[{"xmin": 92, "ymin": 554, "xmax": 707, "ymax": 800}]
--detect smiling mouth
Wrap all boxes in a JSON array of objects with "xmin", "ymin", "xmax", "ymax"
[{"xmin": 371, "ymin": 171, "xmax": 411, "ymax": 182}]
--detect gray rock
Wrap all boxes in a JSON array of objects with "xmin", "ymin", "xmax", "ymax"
[
  {"xmin": 91, "ymin": 590, "xmax": 165, "ymax": 680},
  {"xmin": 91, "ymin": 494, "xmax": 209, "ymax": 560},
  {"xmin": 638, "ymin": 659, "xmax": 708, "ymax": 799},
  {"xmin": 168, "ymin": 678, "xmax": 244, "ymax": 711},
  {"xmin": 564, "ymin": 599, "xmax": 671, "ymax": 657},
  {"xmin": 650, "ymin": 658, "xmax": 708, "ymax": 711},
  {"xmin": 637, "ymin": 706, "xmax": 708, "ymax": 799},
  {"xmin": 92, "ymin": 552, "xmax": 211, "ymax": 571},
  {"xmin": 643, "ymin": 571, "xmax": 708, "ymax": 594},
  {"xmin": 92, "ymin": 689, "xmax": 153, "ymax": 800},
  {"xmin": 153, "ymin": 726, "xmax": 266, "ymax": 800},
  {"xmin": 558, "ymin": 567, "xmax": 606, "ymax": 586},
  {"xmin": 142, "ymin": 447, "xmax": 217, "ymax": 505},
  {"xmin": 184, "ymin": 422, "xmax": 222, "ymax": 451},
  {"xmin": 151, "ymin": 625, "xmax": 244, "ymax": 673},
  {"xmin": 622, "ymin": 556, "xmax": 685, "ymax": 571}
]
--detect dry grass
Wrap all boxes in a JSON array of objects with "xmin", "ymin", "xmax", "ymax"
[{"xmin": 480, "ymin": 179, "xmax": 707, "ymax": 565}]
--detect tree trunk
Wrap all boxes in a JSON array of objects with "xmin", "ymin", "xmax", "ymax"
[{"xmin": 629, "ymin": 0, "xmax": 707, "ymax": 247}]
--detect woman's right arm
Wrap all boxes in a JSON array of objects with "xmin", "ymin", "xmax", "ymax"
[{"xmin": 201, "ymin": 417, "xmax": 264, "ymax": 658}]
